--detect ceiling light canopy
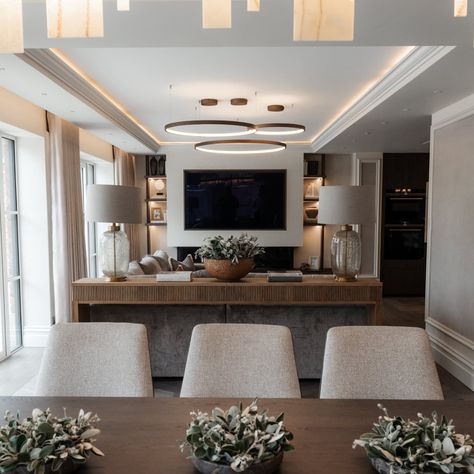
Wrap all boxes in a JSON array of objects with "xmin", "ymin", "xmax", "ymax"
[
  {"xmin": 195, "ymin": 139, "xmax": 286, "ymax": 155},
  {"xmin": 230, "ymin": 98, "xmax": 248, "ymax": 106},
  {"xmin": 256, "ymin": 123, "xmax": 305, "ymax": 135},
  {"xmin": 165, "ymin": 120, "xmax": 256, "ymax": 138},
  {"xmin": 200, "ymin": 98, "xmax": 218, "ymax": 106},
  {"xmin": 268, "ymin": 104, "xmax": 285, "ymax": 112}
]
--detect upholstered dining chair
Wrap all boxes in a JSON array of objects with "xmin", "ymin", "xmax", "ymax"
[
  {"xmin": 180, "ymin": 323, "xmax": 301, "ymax": 398},
  {"xmin": 320, "ymin": 326, "xmax": 444, "ymax": 400},
  {"xmin": 35, "ymin": 322, "xmax": 153, "ymax": 397}
]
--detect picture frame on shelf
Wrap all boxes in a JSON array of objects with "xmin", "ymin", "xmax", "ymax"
[
  {"xmin": 150, "ymin": 204, "xmax": 167, "ymax": 223},
  {"xmin": 304, "ymin": 178, "xmax": 322, "ymax": 200},
  {"xmin": 153, "ymin": 178, "xmax": 167, "ymax": 198}
]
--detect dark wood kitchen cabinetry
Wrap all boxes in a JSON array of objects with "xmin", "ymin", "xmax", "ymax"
[{"xmin": 381, "ymin": 153, "xmax": 429, "ymax": 296}]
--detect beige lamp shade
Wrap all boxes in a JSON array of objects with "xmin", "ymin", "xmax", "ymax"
[
  {"xmin": 86, "ymin": 184, "xmax": 142, "ymax": 224},
  {"xmin": 318, "ymin": 185, "xmax": 375, "ymax": 225}
]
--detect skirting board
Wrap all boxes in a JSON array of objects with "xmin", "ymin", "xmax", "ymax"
[
  {"xmin": 426, "ymin": 318, "xmax": 474, "ymax": 391},
  {"xmin": 23, "ymin": 325, "xmax": 51, "ymax": 347}
]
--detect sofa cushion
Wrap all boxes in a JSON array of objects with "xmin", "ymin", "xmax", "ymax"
[
  {"xmin": 140, "ymin": 255, "xmax": 162, "ymax": 274},
  {"xmin": 153, "ymin": 250, "xmax": 171, "ymax": 271},
  {"xmin": 128, "ymin": 260, "xmax": 145, "ymax": 276},
  {"xmin": 169, "ymin": 254, "xmax": 195, "ymax": 271}
]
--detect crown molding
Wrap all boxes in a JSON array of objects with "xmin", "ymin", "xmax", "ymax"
[
  {"xmin": 311, "ymin": 45, "xmax": 456, "ymax": 152},
  {"xmin": 17, "ymin": 48, "xmax": 161, "ymax": 152}
]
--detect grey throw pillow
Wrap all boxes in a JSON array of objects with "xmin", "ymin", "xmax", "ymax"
[
  {"xmin": 127, "ymin": 260, "xmax": 145, "ymax": 275},
  {"xmin": 169, "ymin": 254, "xmax": 195, "ymax": 271},
  {"xmin": 153, "ymin": 249, "xmax": 171, "ymax": 271},
  {"xmin": 139, "ymin": 255, "xmax": 162, "ymax": 274},
  {"xmin": 191, "ymin": 269, "xmax": 212, "ymax": 278}
]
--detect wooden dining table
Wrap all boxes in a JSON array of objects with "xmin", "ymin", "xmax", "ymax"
[{"xmin": 1, "ymin": 397, "xmax": 473, "ymax": 473}]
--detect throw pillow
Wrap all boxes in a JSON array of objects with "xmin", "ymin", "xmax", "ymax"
[
  {"xmin": 153, "ymin": 249, "xmax": 171, "ymax": 271},
  {"xmin": 169, "ymin": 254, "xmax": 195, "ymax": 271},
  {"xmin": 191, "ymin": 269, "xmax": 212, "ymax": 278},
  {"xmin": 127, "ymin": 260, "xmax": 145, "ymax": 275},
  {"xmin": 139, "ymin": 255, "xmax": 162, "ymax": 274}
]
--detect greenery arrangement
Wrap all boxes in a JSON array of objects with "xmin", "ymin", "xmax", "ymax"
[
  {"xmin": 195, "ymin": 234, "xmax": 265, "ymax": 264},
  {"xmin": 0, "ymin": 408, "xmax": 104, "ymax": 474},
  {"xmin": 353, "ymin": 404, "xmax": 474, "ymax": 474},
  {"xmin": 180, "ymin": 400, "xmax": 294, "ymax": 472}
]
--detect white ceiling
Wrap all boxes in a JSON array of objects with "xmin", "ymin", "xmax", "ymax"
[{"xmin": 1, "ymin": 0, "xmax": 474, "ymax": 154}]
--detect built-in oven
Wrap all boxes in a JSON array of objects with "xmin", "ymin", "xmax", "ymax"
[
  {"xmin": 384, "ymin": 226, "xmax": 425, "ymax": 260},
  {"xmin": 385, "ymin": 190, "xmax": 426, "ymax": 226}
]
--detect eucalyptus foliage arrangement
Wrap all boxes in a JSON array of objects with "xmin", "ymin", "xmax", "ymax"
[
  {"xmin": 180, "ymin": 400, "xmax": 294, "ymax": 472},
  {"xmin": 0, "ymin": 408, "xmax": 104, "ymax": 474},
  {"xmin": 353, "ymin": 404, "xmax": 474, "ymax": 474},
  {"xmin": 195, "ymin": 234, "xmax": 264, "ymax": 264}
]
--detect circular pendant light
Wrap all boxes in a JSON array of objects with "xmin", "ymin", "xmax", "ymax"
[
  {"xmin": 164, "ymin": 120, "xmax": 256, "ymax": 138},
  {"xmin": 195, "ymin": 139, "xmax": 286, "ymax": 155},
  {"xmin": 255, "ymin": 123, "xmax": 305, "ymax": 136}
]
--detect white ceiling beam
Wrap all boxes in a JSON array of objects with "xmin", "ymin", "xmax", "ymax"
[
  {"xmin": 46, "ymin": 0, "xmax": 104, "ymax": 38},
  {"xmin": 454, "ymin": 0, "xmax": 468, "ymax": 17},
  {"xmin": 0, "ymin": 0, "xmax": 24, "ymax": 53},
  {"xmin": 247, "ymin": 0, "xmax": 260, "ymax": 12},
  {"xmin": 293, "ymin": 0, "xmax": 354, "ymax": 41},
  {"xmin": 202, "ymin": 0, "xmax": 232, "ymax": 28}
]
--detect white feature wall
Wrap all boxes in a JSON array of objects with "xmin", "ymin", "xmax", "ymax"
[
  {"xmin": 427, "ymin": 93, "xmax": 474, "ymax": 391},
  {"xmin": 165, "ymin": 146, "xmax": 304, "ymax": 247}
]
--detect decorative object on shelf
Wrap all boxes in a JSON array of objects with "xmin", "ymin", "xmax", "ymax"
[
  {"xmin": 267, "ymin": 270, "xmax": 303, "ymax": 282},
  {"xmin": 165, "ymin": 120, "xmax": 256, "ymax": 138},
  {"xmin": 308, "ymin": 255, "xmax": 320, "ymax": 270},
  {"xmin": 195, "ymin": 234, "xmax": 264, "ymax": 281},
  {"xmin": 86, "ymin": 184, "xmax": 142, "ymax": 282},
  {"xmin": 195, "ymin": 139, "xmax": 286, "ymax": 155},
  {"xmin": 157, "ymin": 155, "xmax": 166, "ymax": 175},
  {"xmin": 304, "ymin": 153, "xmax": 325, "ymax": 177},
  {"xmin": 304, "ymin": 178, "xmax": 322, "ymax": 199},
  {"xmin": 0, "ymin": 407, "xmax": 104, "ymax": 474},
  {"xmin": 318, "ymin": 185, "xmax": 375, "ymax": 282},
  {"xmin": 255, "ymin": 123, "xmax": 305, "ymax": 136},
  {"xmin": 151, "ymin": 204, "xmax": 166, "ymax": 223},
  {"xmin": 180, "ymin": 399, "xmax": 294, "ymax": 474},
  {"xmin": 149, "ymin": 155, "xmax": 158, "ymax": 176},
  {"xmin": 153, "ymin": 178, "xmax": 166, "ymax": 197},
  {"xmin": 353, "ymin": 404, "xmax": 474, "ymax": 474},
  {"xmin": 304, "ymin": 205, "xmax": 319, "ymax": 225}
]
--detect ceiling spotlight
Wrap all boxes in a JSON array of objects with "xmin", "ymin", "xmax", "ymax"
[
  {"xmin": 200, "ymin": 98, "xmax": 218, "ymax": 106},
  {"xmin": 165, "ymin": 120, "xmax": 256, "ymax": 138},
  {"xmin": 230, "ymin": 98, "xmax": 248, "ymax": 106},
  {"xmin": 255, "ymin": 123, "xmax": 305, "ymax": 135},
  {"xmin": 267, "ymin": 104, "xmax": 285, "ymax": 112},
  {"xmin": 195, "ymin": 139, "xmax": 286, "ymax": 154}
]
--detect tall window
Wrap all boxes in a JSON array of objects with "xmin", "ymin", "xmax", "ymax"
[
  {"xmin": 80, "ymin": 161, "xmax": 98, "ymax": 277},
  {"xmin": 0, "ymin": 136, "xmax": 22, "ymax": 360}
]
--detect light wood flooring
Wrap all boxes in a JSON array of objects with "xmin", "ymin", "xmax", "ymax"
[{"xmin": 0, "ymin": 298, "xmax": 472, "ymax": 399}]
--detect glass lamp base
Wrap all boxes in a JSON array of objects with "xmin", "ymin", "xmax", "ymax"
[
  {"xmin": 99, "ymin": 226, "xmax": 130, "ymax": 281},
  {"xmin": 330, "ymin": 225, "xmax": 361, "ymax": 282}
]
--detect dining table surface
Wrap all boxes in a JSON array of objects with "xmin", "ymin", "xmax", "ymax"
[{"xmin": 1, "ymin": 397, "xmax": 473, "ymax": 473}]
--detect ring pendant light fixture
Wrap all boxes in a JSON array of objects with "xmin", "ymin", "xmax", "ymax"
[
  {"xmin": 256, "ymin": 123, "xmax": 305, "ymax": 136},
  {"xmin": 164, "ymin": 120, "xmax": 256, "ymax": 138},
  {"xmin": 195, "ymin": 139, "xmax": 286, "ymax": 155}
]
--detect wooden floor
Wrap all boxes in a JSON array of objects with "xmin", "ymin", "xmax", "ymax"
[{"xmin": 0, "ymin": 298, "xmax": 472, "ymax": 399}]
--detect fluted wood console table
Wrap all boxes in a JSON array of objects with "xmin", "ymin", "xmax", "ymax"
[
  {"xmin": 72, "ymin": 276, "xmax": 383, "ymax": 378},
  {"xmin": 72, "ymin": 276, "xmax": 383, "ymax": 324}
]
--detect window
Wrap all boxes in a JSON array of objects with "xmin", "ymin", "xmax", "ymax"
[
  {"xmin": 0, "ymin": 136, "xmax": 22, "ymax": 360},
  {"xmin": 80, "ymin": 161, "xmax": 98, "ymax": 277}
]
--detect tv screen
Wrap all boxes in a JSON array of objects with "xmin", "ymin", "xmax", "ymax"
[{"xmin": 184, "ymin": 170, "xmax": 286, "ymax": 230}]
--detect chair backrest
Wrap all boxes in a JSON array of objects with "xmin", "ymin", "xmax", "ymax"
[
  {"xmin": 35, "ymin": 323, "xmax": 153, "ymax": 397},
  {"xmin": 320, "ymin": 326, "xmax": 444, "ymax": 400},
  {"xmin": 180, "ymin": 323, "xmax": 301, "ymax": 398}
]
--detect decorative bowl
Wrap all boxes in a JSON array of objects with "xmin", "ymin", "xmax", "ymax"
[
  {"xmin": 371, "ymin": 458, "xmax": 410, "ymax": 474},
  {"xmin": 192, "ymin": 452, "xmax": 284, "ymax": 474},
  {"xmin": 203, "ymin": 258, "xmax": 254, "ymax": 281}
]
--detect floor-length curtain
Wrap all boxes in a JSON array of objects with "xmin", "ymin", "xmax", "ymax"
[
  {"xmin": 113, "ymin": 146, "xmax": 140, "ymax": 261},
  {"xmin": 47, "ymin": 112, "xmax": 87, "ymax": 323}
]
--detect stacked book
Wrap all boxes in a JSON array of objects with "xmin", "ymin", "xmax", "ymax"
[
  {"xmin": 267, "ymin": 271, "xmax": 303, "ymax": 282},
  {"xmin": 156, "ymin": 271, "xmax": 192, "ymax": 282}
]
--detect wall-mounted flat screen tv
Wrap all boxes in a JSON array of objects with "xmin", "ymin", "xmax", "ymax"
[{"xmin": 184, "ymin": 170, "xmax": 286, "ymax": 230}]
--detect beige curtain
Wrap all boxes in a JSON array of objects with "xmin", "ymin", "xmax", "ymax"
[
  {"xmin": 113, "ymin": 146, "xmax": 141, "ymax": 261},
  {"xmin": 47, "ymin": 112, "xmax": 87, "ymax": 323}
]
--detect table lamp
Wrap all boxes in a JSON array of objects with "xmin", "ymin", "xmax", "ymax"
[
  {"xmin": 318, "ymin": 185, "xmax": 375, "ymax": 282},
  {"xmin": 86, "ymin": 184, "xmax": 142, "ymax": 282}
]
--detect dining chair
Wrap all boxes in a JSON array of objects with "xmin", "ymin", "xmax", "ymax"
[
  {"xmin": 320, "ymin": 326, "xmax": 444, "ymax": 400},
  {"xmin": 35, "ymin": 322, "xmax": 153, "ymax": 397},
  {"xmin": 180, "ymin": 323, "xmax": 301, "ymax": 398}
]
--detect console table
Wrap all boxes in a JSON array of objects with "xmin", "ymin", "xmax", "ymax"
[{"xmin": 71, "ymin": 276, "xmax": 383, "ymax": 378}]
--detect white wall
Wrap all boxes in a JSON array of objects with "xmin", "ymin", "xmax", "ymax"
[
  {"xmin": 164, "ymin": 145, "xmax": 305, "ymax": 248},
  {"xmin": 16, "ymin": 136, "xmax": 52, "ymax": 347},
  {"xmin": 427, "ymin": 93, "xmax": 474, "ymax": 390}
]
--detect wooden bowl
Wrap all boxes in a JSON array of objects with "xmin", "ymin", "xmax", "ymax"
[{"xmin": 203, "ymin": 258, "xmax": 254, "ymax": 281}]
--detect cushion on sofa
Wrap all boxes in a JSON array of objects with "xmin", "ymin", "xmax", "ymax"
[
  {"xmin": 153, "ymin": 250, "xmax": 171, "ymax": 271},
  {"xmin": 140, "ymin": 255, "xmax": 162, "ymax": 274},
  {"xmin": 169, "ymin": 254, "xmax": 195, "ymax": 271},
  {"xmin": 128, "ymin": 260, "xmax": 145, "ymax": 275}
]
